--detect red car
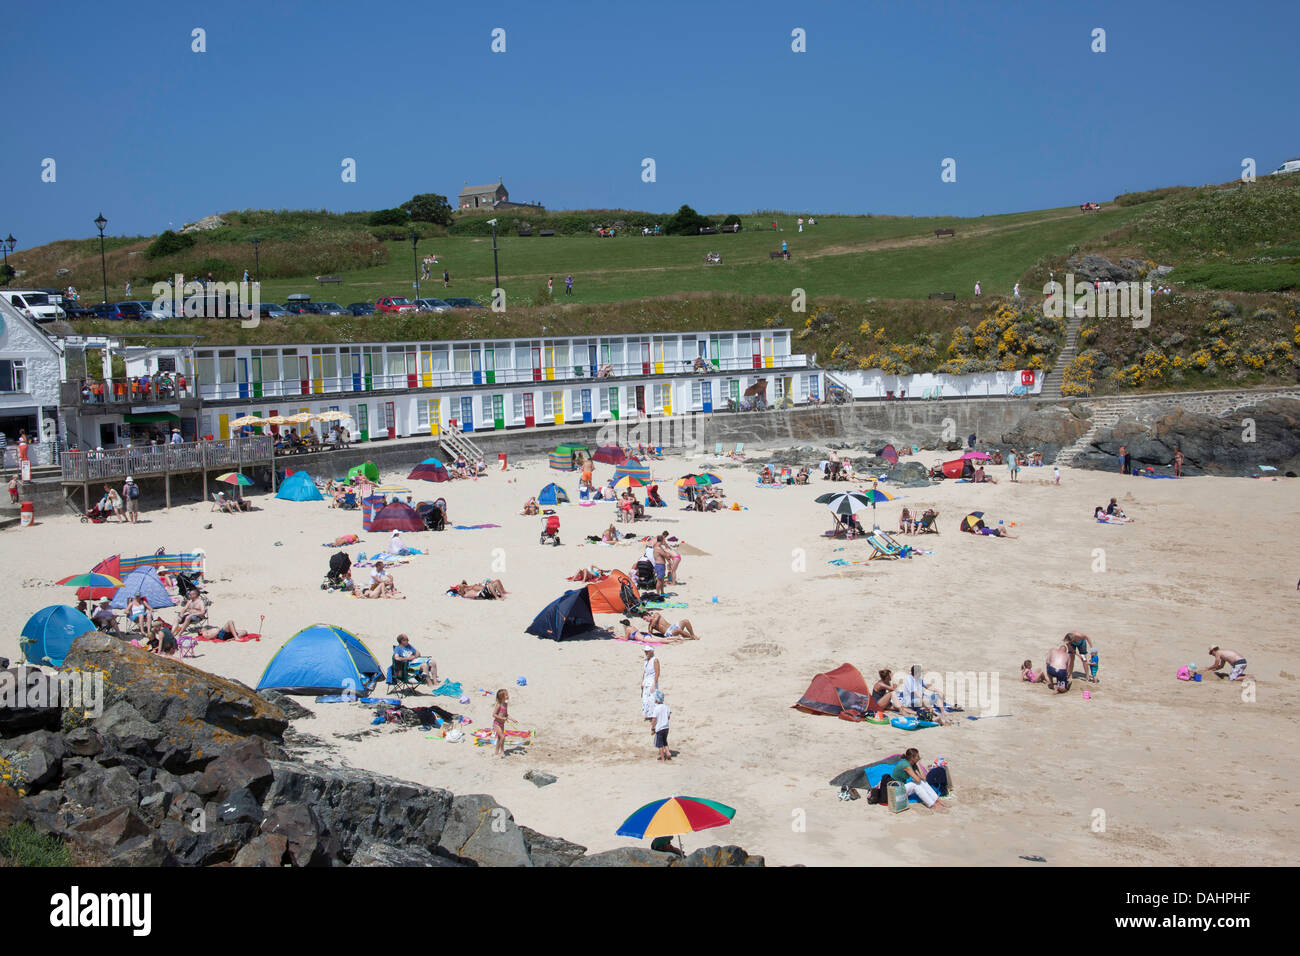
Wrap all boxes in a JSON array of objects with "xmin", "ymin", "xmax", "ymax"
[{"xmin": 376, "ymin": 296, "xmax": 418, "ymax": 314}]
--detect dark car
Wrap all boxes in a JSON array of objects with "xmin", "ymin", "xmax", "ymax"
[
  {"xmin": 115, "ymin": 300, "xmax": 168, "ymax": 320},
  {"xmin": 89, "ymin": 302, "xmax": 127, "ymax": 320},
  {"xmin": 347, "ymin": 302, "xmax": 374, "ymax": 316},
  {"xmin": 444, "ymin": 297, "xmax": 485, "ymax": 309},
  {"xmin": 316, "ymin": 301, "xmax": 347, "ymax": 316},
  {"xmin": 282, "ymin": 301, "xmax": 323, "ymax": 315}
]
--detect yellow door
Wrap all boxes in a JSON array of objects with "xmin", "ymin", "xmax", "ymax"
[
  {"xmin": 654, "ymin": 342, "xmax": 664, "ymax": 375},
  {"xmin": 553, "ymin": 390, "xmax": 564, "ymax": 425},
  {"xmin": 662, "ymin": 386, "xmax": 672, "ymax": 417},
  {"xmin": 783, "ymin": 376, "xmax": 793, "ymax": 403},
  {"xmin": 311, "ymin": 353, "xmax": 323, "ymax": 393},
  {"xmin": 763, "ymin": 336, "xmax": 774, "ymax": 368},
  {"xmin": 421, "ymin": 350, "xmax": 432, "ymax": 388},
  {"xmin": 545, "ymin": 346, "xmax": 555, "ymax": 381},
  {"xmin": 218, "ymin": 413, "xmax": 230, "ymax": 440}
]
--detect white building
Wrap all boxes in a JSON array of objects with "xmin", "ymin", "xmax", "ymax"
[{"xmin": 0, "ymin": 296, "xmax": 64, "ymax": 465}]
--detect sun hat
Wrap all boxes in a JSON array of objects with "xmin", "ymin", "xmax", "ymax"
[{"xmin": 654, "ymin": 690, "xmax": 665, "ymax": 703}]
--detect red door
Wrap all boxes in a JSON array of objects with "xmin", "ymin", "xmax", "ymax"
[
  {"xmin": 269, "ymin": 409, "xmax": 279, "ymax": 436},
  {"xmin": 385, "ymin": 401, "xmax": 396, "ymax": 439},
  {"xmin": 406, "ymin": 350, "xmax": 417, "ymax": 389},
  {"xmin": 641, "ymin": 343, "xmax": 651, "ymax": 375},
  {"xmin": 751, "ymin": 334, "xmax": 761, "ymax": 369},
  {"xmin": 523, "ymin": 393, "xmax": 535, "ymax": 427},
  {"xmin": 531, "ymin": 348, "xmax": 542, "ymax": 382}
]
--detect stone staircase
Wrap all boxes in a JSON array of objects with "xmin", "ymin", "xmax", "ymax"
[
  {"xmin": 1039, "ymin": 312, "xmax": 1084, "ymax": 401},
  {"xmin": 1053, "ymin": 398, "xmax": 1140, "ymax": 466}
]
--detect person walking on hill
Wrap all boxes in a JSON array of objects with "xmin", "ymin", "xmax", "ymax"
[
  {"xmin": 443, "ymin": 270, "xmax": 450, "ymax": 289},
  {"xmin": 565, "ymin": 275, "xmax": 573, "ymax": 296}
]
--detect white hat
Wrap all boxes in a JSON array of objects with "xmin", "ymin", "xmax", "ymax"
[{"xmin": 126, "ymin": 476, "xmax": 134, "ymax": 482}]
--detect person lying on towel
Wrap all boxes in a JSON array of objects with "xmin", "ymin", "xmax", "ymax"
[{"xmin": 448, "ymin": 579, "xmax": 507, "ymax": 599}]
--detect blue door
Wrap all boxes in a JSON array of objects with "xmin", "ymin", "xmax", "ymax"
[
  {"xmin": 350, "ymin": 351, "xmax": 362, "ymax": 391},
  {"xmin": 588, "ymin": 345, "xmax": 598, "ymax": 377},
  {"xmin": 581, "ymin": 388, "xmax": 592, "ymax": 423},
  {"xmin": 460, "ymin": 396, "xmax": 474, "ymax": 432},
  {"xmin": 809, "ymin": 374, "xmax": 819, "ymax": 400},
  {"xmin": 701, "ymin": 380, "xmax": 713, "ymax": 413},
  {"xmin": 237, "ymin": 358, "xmax": 250, "ymax": 399}
]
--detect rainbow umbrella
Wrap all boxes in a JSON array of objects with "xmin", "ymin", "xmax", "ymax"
[
  {"xmin": 616, "ymin": 796, "xmax": 737, "ymax": 841},
  {"xmin": 859, "ymin": 486, "xmax": 896, "ymax": 530},
  {"xmin": 216, "ymin": 472, "xmax": 253, "ymax": 486},
  {"xmin": 56, "ymin": 572, "xmax": 125, "ymax": 588},
  {"xmin": 691, "ymin": 472, "xmax": 723, "ymax": 485},
  {"xmin": 614, "ymin": 476, "xmax": 646, "ymax": 489}
]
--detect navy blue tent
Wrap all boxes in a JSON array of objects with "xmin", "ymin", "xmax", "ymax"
[
  {"xmin": 525, "ymin": 588, "xmax": 595, "ymax": 641},
  {"xmin": 276, "ymin": 470, "xmax": 324, "ymax": 501},
  {"xmin": 256, "ymin": 624, "xmax": 384, "ymax": 695},
  {"xmin": 20, "ymin": 605, "xmax": 97, "ymax": 667}
]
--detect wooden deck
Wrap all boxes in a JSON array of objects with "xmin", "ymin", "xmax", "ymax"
[{"xmin": 60, "ymin": 437, "xmax": 276, "ymax": 509}]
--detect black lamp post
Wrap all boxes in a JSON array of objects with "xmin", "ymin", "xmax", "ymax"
[
  {"xmin": 94, "ymin": 213, "xmax": 108, "ymax": 305},
  {"xmin": 251, "ymin": 237, "xmax": 260, "ymax": 284},
  {"xmin": 410, "ymin": 232, "xmax": 420, "ymax": 300},
  {"xmin": 488, "ymin": 218, "xmax": 500, "ymax": 290},
  {"xmin": 1, "ymin": 234, "xmax": 14, "ymax": 286}
]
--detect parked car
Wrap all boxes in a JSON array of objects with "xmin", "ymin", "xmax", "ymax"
[
  {"xmin": 282, "ymin": 301, "xmax": 323, "ymax": 315},
  {"xmin": 255, "ymin": 303, "xmax": 290, "ymax": 320},
  {"xmin": 376, "ymin": 295, "xmax": 418, "ymax": 314},
  {"xmin": 1271, "ymin": 158, "xmax": 1300, "ymax": 176},
  {"xmin": 444, "ymin": 297, "xmax": 485, "ymax": 310},
  {"xmin": 0, "ymin": 289, "xmax": 66, "ymax": 321},
  {"xmin": 414, "ymin": 297, "xmax": 452, "ymax": 312},
  {"xmin": 115, "ymin": 300, "xmax": 168, "ymax": 321},
  {"xmin": 347, "ymin": 302, "xmax": 374, "ymax": 316},
  {"xmin": 316, "ymin": 301, "xmax": 347, "ymax": 316},
  {"xmin": 87, "ymin": 302, "xmax": 127, "ymax": 320}
]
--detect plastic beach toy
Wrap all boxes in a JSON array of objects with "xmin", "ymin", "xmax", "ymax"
[{"xmin": 516, "ymin": 676, "xmax": 527, "ymax": 686}]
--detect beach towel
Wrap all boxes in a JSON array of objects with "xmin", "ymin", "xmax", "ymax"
[
  {"xmin": 453, "ymin": 523, "xmax": 501, "ymax": 530},
  {"xmin": 615, "ymin": 632, "xmax": 671, "ymax": 646},
  {"xmin": 431, "ymin": 680, "xmax": 463, "ymax": 697},
  {"xmin": 472, "ymin": 727, "xmax": 534, "ymax": 746},
  {"xmin": 639, "ymin": 601, "xmax": 688, "ymax": 609},
  {"xmin": 314, "ymin": 695, "xmax": 401, "ymax": 705},
  {"xmin": 194, "ymin": 632, "xmax": 261, "ymax": 643}
]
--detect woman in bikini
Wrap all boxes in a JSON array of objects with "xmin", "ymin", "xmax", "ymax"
[{"xmin": 872, "ymin": 669, "xmax": 900, "ymax": 711}]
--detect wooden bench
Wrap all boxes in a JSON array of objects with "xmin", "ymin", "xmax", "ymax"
[
  {"xmin": 698, "ymin": 226, "xmax": 718, "ymax": 235},
  {"xmin": 933, "ymin": 229, "xmax": 956, "ymax": 238},
  {"xmin": 769, "ymin": 251, "xmax": 791, "ymax": 260},
  {"xmin": 315, "ymin": 275, "xmax": 342, "ymax": 285},
  {"xmin": 721, "ymin": 223, "xmax": 741, "ymax": 233},
  {"xmin": 538, "ymin": 229, "xmax": 556, "ymax": 237},
  {"xmin": 928, "ymin": 292, "xmax": 957, "ymax": 300},
  {"xmin": 517, "ymin": 227, "xmax": 533, "ymax": 237}
]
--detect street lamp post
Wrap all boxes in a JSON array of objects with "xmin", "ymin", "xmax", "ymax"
[
  {"xmin": 487, "ymin": 218, "xmax": 500, "ymax": 291},
  {"xmin": 1, "ymin": 235, "xmax": 14, "ymax": 286},
  {"xmin": 410, "ymin": 232, "xmax": 420, "ymax": 300},
  {"xmin": 94, "ymin": 213, "xmax": 108, "ymax": 305},
  {"xmin": 251, "ymin": 237, "xmax": 260, "ymax": 284}
]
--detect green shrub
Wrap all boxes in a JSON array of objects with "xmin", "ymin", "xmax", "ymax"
[
  {"xmin": 368, "ymin": 208, "xmax": 410, "ymax": 226},
  {"xmin": 0, "ymin": 824, "xmax": 71, "ymax": 867},
  {"xmin": 145, "ymin": 229, "xmax": 196, "ymax": 260},
  {"xmin": 663, "ymin": 204, "xmax": 715, "ymax": 236}
]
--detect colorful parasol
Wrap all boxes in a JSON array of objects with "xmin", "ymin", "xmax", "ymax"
[
  {"xmin": 56, "ymin": 572, "xmax": 125, "ymax": 588},
  {"xmin": 616, "ymin": 796, "xmax": 737, "ymax": 840},
  {"xmin": 961, "ymin": 511, "xmax": 986, "ymax": 532},
  {"xmin": 216, "ymin": 472, "xmax": 254, "ymax": 486},
  {"xmin": 614, "ymin": 476, "xmax": 647, "ymax": 489}
]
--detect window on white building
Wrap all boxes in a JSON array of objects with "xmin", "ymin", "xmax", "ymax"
[{"xmin": 0, "ymin": 358, "xmax": 26, "ymax": 393}]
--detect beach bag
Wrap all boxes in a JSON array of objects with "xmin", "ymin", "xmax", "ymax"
[
  {"xmin": 915, "ymin": 706, "xmax": 937, "ymax": 723},
  {"xmin": 925, "ymin": 766, "xmax": 949, "ymax": 797},
  {"xmin": 868, "ymin": 777, "xmax": 892, "ymax": 805},
  {"xmin": 886, "ymin": 781, "xmax": 910, "ymax": 813}
]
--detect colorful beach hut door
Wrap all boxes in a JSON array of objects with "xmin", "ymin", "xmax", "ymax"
[
  {"xmin": 406, "ymin": 350, "xmax": 418, "ymax": 389},
  {"xmin": 729, "ymin": 380, "xmax": 740, "ymax": 406},
  {"xmin": 492, "ymin": 395, "xmax": 505, "ymax": 429},
  {"xmin": 531, "ymin": 348, "xmax": 542, "ymax": 382},
  {"xmin": 350, "ymin": 351, "xmax": 362, "ymax": 391},
  {"xmin": 763, "ymin": 336, "xmax": 775, "ymax": 368},
  {"xmin": 581, "ymin": 389, "xmax": 592, "ymax": 422},
  {"xmin": 609, "ymin": 386, "xmax": 619, "ymax": 420},
  {"xmin": 471, "ymin": 352, "xmax": 482, "ymax": 385},
  {"xmin": 641, "ymin": 343, "xmax": 651, "ymax": 375},
  {"xmin": 710, "ymin": 337, "xmax": 720, "ymax": 368},
  {"xmin": 523, "ymin": 392, "xmax": 535, "ymax": 427},
  {"xmin": 751, "ymin": 334, "xmax": 762, "ymax": 369},
  {"xmin": 460, "ymin": 396, "xmax": 474, "ymax": 432},
  {"xmin": 237, "ymin": 358, "xmax": 250, "ymax": 399},
  {"xmin": 635, "ymin": 386, "xmax": 646, "ymax": 414},
  {"xmin": 298, "ymin": 355, "xmax": 310, "ymax": 395},
  {"xmin": 384, "ymin": 401, "xmax": 396, "ymax": 439},
  {"xmin": 356, "ymin": 404, "xmax": 369, "ymax": 441},
  {"xmin": 251, "ymin": 357, "xmax": 263, "ymax": 398},
  {"xmin": 587, "ymin": 345, "xmax": 598, "ymax": 377},
  {"xmin": 701, "ymin": 380, "xmax": 713, "ymax": 413},
  {"xmin": 430, "ymin": 398, "xmax": 441, "ymax": 435},
  {"xmin": 485, "ymin": 349, "xmax": 496, "ymax": 385}
]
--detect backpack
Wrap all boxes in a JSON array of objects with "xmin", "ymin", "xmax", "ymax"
[
  {"xmin": 868, "ymin": 775, "xmax": 893, "ymax": 805},
  {"xmin": 127, "ymin": 482, "xmax": 139, "ymax": 500}
]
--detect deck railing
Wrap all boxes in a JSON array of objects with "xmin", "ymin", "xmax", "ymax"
[{"xmin": 60, "ymin": 436, "xmax": 273, "ymax": 483}]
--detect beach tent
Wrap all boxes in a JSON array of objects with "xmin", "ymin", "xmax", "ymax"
[
  {"xmin": 370, "ymin": 502, "xmax": 425, "ymax": 532},
  {"xmin": 256, "ymin": 624, "xmax": 383, "ymax": 695},
  {"xmin": 20, "ymin": 605, "xmax": 97, "ymax": 667},
  {"xmin": 347, "ymin": 462, "xmax": 380, "ymax": 483},
  {"xmin": 538, "ymin": 483, "xmax": 569, "ymax": 505},
  {"xmin": 408, "ymin": 457, "xmax": 451, "ymax": 482},
  {"xmin": 549, "ymin": 444, "xmax": 588, "ymax": 471},
  {"xmin": 613, "ymin": 458, "xmax": 650, "ymax": 484},
  {"xmin": 587, "ymin": 569, "xmax": 638, "ymax": 614},
  {"xmin": 276, "ymin": 470, "xmax": 324, "ymax": 502},
  {"xmin": 593, "ymin": 445, "xmax": 627, "ymax": 465},
  {"xmin": 792, "ymin": 663, "xmax": 874, "ymax": 720},
  {"xmin": 940, "ymin": 458, "xmax": 966, "ymax": 479},
  {"xmin": 525, "ymin": 588, "xmax": 595, "ymax": 640},
  {"xmin": 110, "ymin": 567, "xmax": 175, "ymax": 610},
  {"xmin": 77, "ymin": 554, "xmax": 122, "ymax": 601},
  {"xmin": 879, "ymin": 444, "xmax": 899, "ymax": 465}
]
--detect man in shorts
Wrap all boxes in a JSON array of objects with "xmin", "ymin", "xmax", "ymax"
[
  {"xmin": 198, "ymin": 620, "xmax": 249, "ymax": 642},
  {"xmin": 1207, "ymin": 646, "xmax": 1252, "ymax": 682},
  {"xmin": 1065, "ymin": 631, "xmax": 1096, "ymax": 683},
  {"xmin": 1045, "ymin": 644, "xmax": 1072, "ymax": 693},
  {"xmin": 122, "ymin": 476, "xmax": 140, "ymax": 523},
  {"xmin": 652, "ymin": 690, "xmax": 671, "ymax": 761},
  {"xmin": 652, "ymin": 534, "xmax": 671, "ymax": 595}
]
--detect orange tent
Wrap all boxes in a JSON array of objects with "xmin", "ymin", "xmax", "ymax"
[
  {"xmin": 587, "ymin": 569, "xmax": 639, "ymax": 614},
  {"xmin": 792, "ymin": 663, "xmax": 875, "ymax": 721}
]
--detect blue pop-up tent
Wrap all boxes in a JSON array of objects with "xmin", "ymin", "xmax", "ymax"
[
  {"xmin": 256, "ymin": 624, "xmax": 384, "ymax": 695},
  {"xmin": 110, "ymin": 567, "xmax": 175, "ymax": 610},
  {"xmin": 20, "ymin": 605, "xmax": 97, "ymax": 667},
  {"xmin": 276, "ymin": 470, "xmax": 324, "ymax": 501},
  {"xmin": 525, "ymin": 588, "xmax": 595, "ymax": 641},
  {"xmin": 538, "ymin": 483, "xmax": 569, "ymax": 505}
]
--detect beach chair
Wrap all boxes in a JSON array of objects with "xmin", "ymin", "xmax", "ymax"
[
  {"xmin": 714, "ymin": 442, "xmax": 724, "ymax": 457},
  {"xmin": 731, "ymin": 442, "xmax": 745, "ymax": 459},
  {"xmin": 865, "ymin": 533, "xmax": 906, "ymax": 560},
  {"xmin": 386, "ymin": 660, "xmax": 422, "ymax": 697},
  {"xmin": 915, "ymin": 511, "xmax": 940, "ymax": 534}
]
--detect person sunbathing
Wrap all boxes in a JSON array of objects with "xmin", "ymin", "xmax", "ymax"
[
  {"xmin": 175, "ymin": 593, "xmax": 206, "ymax": 631},
  {"xmin": 704, "ymin": 498, "xmax": 723, "ymax": 512},
  {"xmin": 215, "ymin": 491, "xmax": 240, "ymax": 514},
  {"xmin": 759, "ymin": 466, "xmax": 774, "ymax": 484},
  {"xmin": 198, "ymin": 620, "xmax": 249, "ymax": 641},
  {"xmin": 602, "ymin": 524, "xmax": 619, "ymax": 544},
  {"xmin": 453, "ymin": 579, "xmax": 507, "ymax": 599},
  {"xmin": 641, "ymin": 611, "xmax": 699, "ymax": 641},
  {"xmin": 618, "ymin": 619, "xmax": 657, "ymax": 643},
  {"xmin": 872, "ymin": 669, "xmax": 901, "ymax": 709}
]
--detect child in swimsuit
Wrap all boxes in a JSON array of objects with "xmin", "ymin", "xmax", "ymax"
[
  {"xmin": 1021, "ymin": 659, "xmax": 1045, "ymax": 683},
  {"xmin": 493, "ymin": 689, "xmax": 511, "ymax": 758}
]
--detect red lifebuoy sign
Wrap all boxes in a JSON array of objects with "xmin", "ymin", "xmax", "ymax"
[{"xmin": 1020, "ymin": 370, "xmax": 1034, "ymax": 385}]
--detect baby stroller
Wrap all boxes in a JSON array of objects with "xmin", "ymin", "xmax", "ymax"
[
  {"xmin": 634, "ymin": 559, "xmax": 657, "ymax": 592},
  {"xmin": 540, "ymin": 514, "xmax": 561, "ymax": 546},
  {"xmin": 421, "ymin": 502, "xmax": 446, "ymax": 531},
  {"xmin": 322, "ymin": 551, "xmax": 353, "ymax": 590},
  {"xmin": 81, "ymin": 504, "xmax": 109, "ymax": 524},
  {"xmin": 175, "ymin": 570, "xmax": 210, "ymax": 606}
]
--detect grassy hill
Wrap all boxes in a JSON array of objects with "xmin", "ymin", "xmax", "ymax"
[{"xmin": 15, "ymin": 176, "xmax": 1300, "ymax": 393}]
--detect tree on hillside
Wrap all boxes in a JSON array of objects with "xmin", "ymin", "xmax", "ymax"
[
  {"xmin": 402, "ymin": 193, "xmax": 454, "ymax": 226},
  {"xmin": 663, "ymin": 204, "xmax": 715, "ymax": 236},
  {"xmin": 368, "ymin": 208, "xmax": 410, "ymax": 226},
  {"xmin": 145, "ymin": 229, "xmax": 196, "ymax": 260}
]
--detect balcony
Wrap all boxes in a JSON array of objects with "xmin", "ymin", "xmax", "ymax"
[
  {"xmin": 61, "ymin": 379, "xmax": 199, "ymax": 407},
  {"xmin": 60, "ymin": 436, "xmax": 273, "ymax": 483},
  {"xmin": 195, "ymin": 354, "xmax": 811, "ymax": 402}
]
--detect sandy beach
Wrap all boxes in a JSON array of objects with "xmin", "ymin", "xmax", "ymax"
[{"xmin": 5, "ymin": 448, "xmax": 1297, "ymax": 867}]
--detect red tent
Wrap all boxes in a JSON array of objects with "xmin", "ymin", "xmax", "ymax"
[
  {"xmin": 941, "ymin": 458, "xmax": 967, "ymax": 479},
  {"xmin": 369, "ymin": 502, "xmax": 425, "ymax": 532},
  {"xmin": 77, "ymin": 554, "xmax": 122, "ymax": 601},
  {"xmin": 792, "ymin": 663, "xmax": 875, "ymax": 721},
  {"xmin": 587, "ymin": 569, "xmax": 638, "ymax": 614},
  {"xmin": 592, "ymin": 445, "xmax": 627, "ymax": 465}
]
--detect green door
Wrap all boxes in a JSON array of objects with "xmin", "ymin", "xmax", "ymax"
[
  {"xmin": 493, "ymin": 394, "xmax": 505, "ymax": 429},
  {"xmin": 357, "ymin": 403, "xmax": 369, "ymax": 442},
  {"xmin": 252, "ymin": 357, "xmax": 263, "ymax": 398},
  {"xmin": 610, "ymin": 385, "xmax": 620, "ymax": 421},
  {"xmin": 363, "ymin": 354, "xmax": 373, "ymax": 391},
  {"xmin": 486, "ymin": 348, "xmax": 496, "ymax": 385},
  {"xmin": 729, "ymin": 379, "xmax": 740, "ymax": 404},
  {"xmin": 710, "ymin": 337, "xmax": 720, "ymax": 368}
]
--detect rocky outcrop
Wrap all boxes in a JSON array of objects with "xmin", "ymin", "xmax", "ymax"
[
  {"xmin": 998, "ymin": 405, "xmax": 1089, "ymax": 462},
  {"xmin": 0, "ymin": 634, "xmax": 767, "ymax": 867}
]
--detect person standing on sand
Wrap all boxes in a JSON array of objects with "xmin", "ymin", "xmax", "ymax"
[
  {"xmin": 1174, "ymin": 448, "xmax": 1184, "ymax": 477},
  {"xmin": 1007, "ymin": 449, "xmax": 1019, "ymax": 483},
  {"xmin": 641, "ymin": 648, "xmax": 660, "ymax": 730},
  {"xmin": 1206, "ymin": 646, "xmax": 1252, "ymax": 682},
  {"xmin": 652, "ymin": 690, "xmax": 671, "ymax": 761},
  {"xmin": 1065, "ymin": 631, "xmax": 1096, "ymax": 683},
  {"xmin": 1118, "ymin": 444, "xmax": 1130, "ymax": 475},
  {"xmin": 493, "ymin": 688, "xmax": 514, "ymax": 757}
]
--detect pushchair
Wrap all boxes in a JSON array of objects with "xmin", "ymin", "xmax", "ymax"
[
  {"xmin": 322, "ymin": 551, "xmax": 353, "ymax": 590},
  {"xmin": 81, "ymin": 504, "xmax": 109, "ymax": 524},
  {"xmin": 634, "ymin": 559, "xmax": 658, "ymax": 592},
  {"xmin": 420, "ymin": 502, "xmax": 446, "ymax": 531},
  {"xmin": 539, "ymin": 514, "xmax": 561, "ymax": 546}
]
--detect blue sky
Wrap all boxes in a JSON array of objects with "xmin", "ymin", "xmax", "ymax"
[{"xmin": 3, "ymin": 0, "xmax": 1297, "ymax": 248}]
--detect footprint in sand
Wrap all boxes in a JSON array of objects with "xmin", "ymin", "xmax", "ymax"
[{"xmin": 736, "ymin": 642, "xmax": 783, "ymax": 659}]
